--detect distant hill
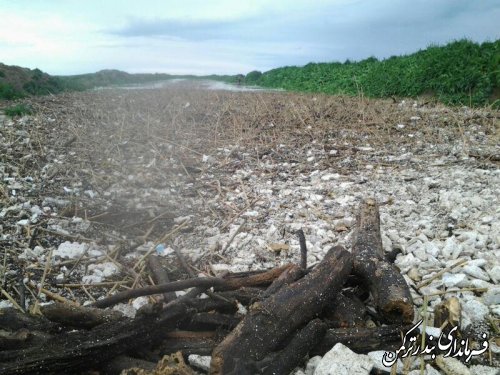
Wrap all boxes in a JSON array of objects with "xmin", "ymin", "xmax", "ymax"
[
  {"xmin": 58, "ymin": 69, "xmax": 175, "ymax": 90},
  {"xmin": 0, "ymin": 66, "xmax": 178, "ymax": 100},
  {"xmin": 0, "ymin": 63, "xmax": 65, "ymax": 99}
]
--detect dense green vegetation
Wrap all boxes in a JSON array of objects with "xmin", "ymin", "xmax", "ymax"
[
  {"xmin": 4, "ymin": 103, "xmax": 32, "ymax": 117},
  {"xmin": 0, "ymin": 64, "xmax": 67, "ymax": 100},
  {"xmin": 238, "ymin": 39, "xmax": 499, "ymax": 107}
]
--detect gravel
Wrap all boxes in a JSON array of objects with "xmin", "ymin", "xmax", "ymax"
[{"xmin": 0, "ymin": 86, "xmax": 498, "ymax": 373}]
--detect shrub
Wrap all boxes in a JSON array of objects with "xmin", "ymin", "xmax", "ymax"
[
  {"xmin": 0, "ymin": 82, "xmax": 22, "ymax": 100},
  {"xmin": 4, "ymin": 104, "xmax": 32, "ymax": 117}
]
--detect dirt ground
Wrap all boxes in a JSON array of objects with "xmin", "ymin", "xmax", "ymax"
[{"xmin": 1, "ymin": 80, "xmax": 499, "ymax": 373}]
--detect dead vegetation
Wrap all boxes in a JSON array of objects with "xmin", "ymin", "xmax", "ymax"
[{"xmin": 0, "ymin": 81, "xmax": 499, "ymax": 374}]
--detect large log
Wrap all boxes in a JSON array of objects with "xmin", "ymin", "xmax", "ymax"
[
  {"xmin": 0, "ymin": 304, "xmax": 187, "ymax": 375},
  {"xmin": 351, "ymin": 198, "xmax": 414, "ymax": 323},
  {"xmin": 210, "ymin": 246, "xmax": 353, "ymax": 374}
]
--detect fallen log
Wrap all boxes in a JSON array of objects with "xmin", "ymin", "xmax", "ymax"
[
  {"xmin": 311, "ymin": 324, "xmax": 412, "ymax": 355},
  {"xmin": 258, "ymin": 319, "xmax": 327, "ymax": 375},
  {"xmin": 351, "ymin": 198, "xmax": 414, "ymax": 324},
  {"xmin": 40, "ymin": 301, "xmax": 123, "ymax": 329},
  {"xmin": 0, "ymin": 303, "xmax": 187, "ymax": 375},
  {"xmin": 322, "ymin": 292, "xmax": 366, "ymax": 328},
  {"xmin": 210, "ymin": 246, "xmax": 353, "ymax": 374}
]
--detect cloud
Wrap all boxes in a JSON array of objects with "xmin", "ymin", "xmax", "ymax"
[{"xmin": 1, "ymin": 0, "xmax": 499, "ymax": 75}]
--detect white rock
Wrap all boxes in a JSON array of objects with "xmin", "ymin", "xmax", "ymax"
[
  {"xmin": 426, "ymin": 364, "xmax": 444, "ymax": 375},
  {"xmin": 463, "ymin": 265, "xmax": 490, "ymax": 281},
  {"xmin": 442, "ymin": 237, "xmax": 461, "ymax": 259},
  {"xmin": 424, "ymin": 242, "xmax": 440, "ymax": 258},
  {"xmin": 487, "ymin": 265, "xmax": 500, "ymax": 283},
  {"xmin": 470, "ymin": 365, "xmax": 500, "ymax": 375},
  {"xmin": 367, "ymin": 351, "xmax": 403, "ymax": 374},
  {"xmin": 305, "ymin": 356, "xmax": 322, "ymax": 375},
  {"xmin": 491, "ymin": 305, "xmax": 500, "ymax": 316},
  {"xmin": 462, "ymin": 299, "xmax": 489, "ymax": 323},
  {"xmin": 81, "ymin": 274, "xmax": 102, "ymax": 284},
  {"xmin": 54, "ymin": 241, "xmax": 87, "ymax": 259},
  {"xmin": 435, "ymin": 355, "xmax": 471, "ymax": 375},
  {"xmin": 469, "ymin": 279, "xmax": 494, "ymax": 289},
  {"xmin": 112, "ymin": 303, "xmax": 136, "ymax": 318},
  {"xmin": 482, "ymin": 287, "xmax": 500, "ymax": 306},
  {"xmin": 467, "ymin": 259, "xmax": 487, "ymax": 268},
  {"xmin": 188, "ymin": 355, "xmax": 211, "ymax": 372},
  {"xmin": 132, "ymin": 296, "xmax": 149, "ymax": 310},
  {"xmin": 442, "ymin": 273, "xmax": 468, "ymax": 288},
  {"xmin": 314, "ymin": 343, "xmax": 373, "ymax": 375},
  {"xmin": 396, "ymin": 253, "xmax": 417, "ymax": 271}
]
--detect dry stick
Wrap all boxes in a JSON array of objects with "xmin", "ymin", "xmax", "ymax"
[
  {"xmin": 0, "ymin": 287, "xmax": 24, "ymax": 312},
  {"xmin": 416, "ymin": 258, "xmax": 468, "ymax": 289},
  {"xmin": 296, "ymin": 229, "xmax": 307, "ymax": 270},
  {"xmin": 132, "ymin": 220, "xmax": 189, "ymax": 271},
  {"xmin": 221, "ymin": 218, "xmax": 247, "ymax": 255},
  {"xmin": 174, "ymin": 246, "xmax": 231, "ymax": 303},
  {"xmin": 147, "ymin": 255, "xmax": 176, "ymax": 302},
  {"xmin": 2, "ymin": 246, "xmax": 8, "ymax": 286},
  {"xmin": 94, "ymin": 265, "xmax": 292, "ymax": 309},
  {"xmin": 93, "ymin": 278, "xmax": 228, "ymax": 308},
  {"xmin": 56, "ymin": 281, "xmax": 131, "ymax": 288}
]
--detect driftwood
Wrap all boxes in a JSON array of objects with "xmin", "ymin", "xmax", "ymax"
[
  {"xmin": 210, "ymin": 246, "xmax": 353, "ymax": 374},
  {"xmin": 147, "ymin": 255, "xmax": 177, "ymax": 302},
  {"xmin": 312, "ymin": 324, "xmax": 412, "ymax": 355},
  {"xmin": 93, "ymin": 265, "xmax": 291, "ymax": 309},
  {"xmin": 322, "ymin": 292, "xmax": 366, "ymax": 328},
  {"xmin": 0, "ymin": 304, "xmax": 187, "ymax": 375},
  {"xmin": 40, "ymin": 301, "xmax": 123, "ymax": 329},
  {"xmin": 0, "ymin": 197, "xmax": 416, "ymax": 374},
  {"xmin": 351, "ymin": 198, "xmax": 414, "ymax": 324}
]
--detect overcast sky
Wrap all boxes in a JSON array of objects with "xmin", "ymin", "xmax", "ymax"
[{"xmin": 1, "ymin": 0, "xmax": 498, "ymax": 76}]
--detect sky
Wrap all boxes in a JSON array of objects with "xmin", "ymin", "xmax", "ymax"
[{"xmin": 0, "ymin": 0, "xmax": 499, "ymax": 76}]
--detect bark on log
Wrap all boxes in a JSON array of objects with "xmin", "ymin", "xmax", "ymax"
[
  {"xmin": 210, "ymin": 246, "xmax": 353, "ymax": 375},
  {"xmin": 40, "ymin": 301, "xmax": 123, "ymax": 329},
  {"xmin": 312, "ymin": 324, "xmax": 412, "ymax": 355},
  {"xmin": 322, "ymin": 292, "xmax": 366, "ymax": 328},
  {"xmin": 259, "ymin": 319, "xmax": 327, "ymax": 375},
  {"xmin": 351, "ymin": 198, "xmax": 414, "ymax": 324},
  {"xmin": 0, "ymin": 304, "xmax": 187, "ymax": 375}
]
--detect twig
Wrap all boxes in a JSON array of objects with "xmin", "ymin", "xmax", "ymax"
[
  {"xmin": 0, "ymin": 287, "xmax": 24, "ymax": 312},
  {"xmin": 93, "ymin": 277, "xmax": 228, "ymax": 308},
  {"xmin": 221, "ymin": 218, "xmax": 247, "ymax": 255},
  {"xmin": 416, "ymin": 258, "xmax": 468, "ymax": 289},
  {"xmin": 93, "ymin": 265, "xmax": 292, "ymax": 309},
  {"xmin": 132, "ymin": 220, "xmax": 189, "ymax": 270}
]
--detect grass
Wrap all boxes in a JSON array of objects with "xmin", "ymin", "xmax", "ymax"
[
  {"xmin": 234, "ymin": 39, "xmax": 500, "ymax": 108},
  {"xmin": 4, "ymin": 103, "xmax": 32, "ymax": 117}
]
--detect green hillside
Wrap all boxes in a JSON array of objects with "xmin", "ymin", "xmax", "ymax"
[
  {"xmin": 0, "ymin": 63, "xmax": 66, "ymax": 99},
  {"xmin": 240, "ymin": 39, "xmax": 500, "ymax": 107}
]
